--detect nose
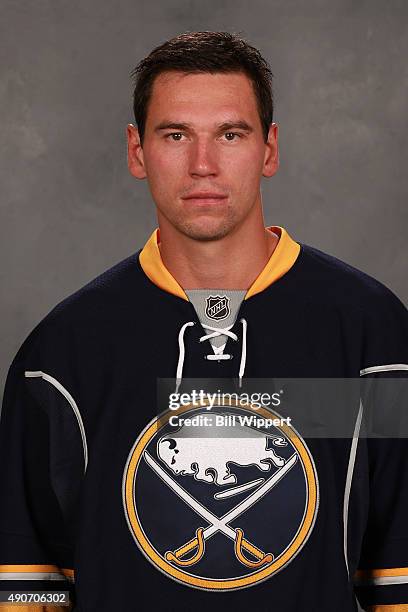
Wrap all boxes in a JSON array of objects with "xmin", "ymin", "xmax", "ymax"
[{"xmin": 188, "ymin": 138, "xmax": 219, "ymax": 178}]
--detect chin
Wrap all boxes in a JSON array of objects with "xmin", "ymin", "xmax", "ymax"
[
  {"xmin": 168, "ymin": 209, "xmax": 240, "ymax": 242},
  {"xmin": 178, "ymin": 220, "xmax": 234, "ymax": 242}
]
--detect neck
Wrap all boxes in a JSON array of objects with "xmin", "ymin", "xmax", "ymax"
[{"xmin": 157, "ymin": 211, "xmax": 279, "ymax": 290}]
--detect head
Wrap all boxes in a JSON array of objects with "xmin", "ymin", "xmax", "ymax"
[
  {"xmin": 127, "ymin": 31, "xmax": 279, "ymax": 241},
  {"xmin": 158, "ymin": 437, "xmax": 194, "ymax": 475}
]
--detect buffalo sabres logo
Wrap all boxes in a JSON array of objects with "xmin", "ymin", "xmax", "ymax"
[
  {"xmin": 122, "ymin": 401, "xmax": 319, "ymax": 591},
  {"xmin": 205, "ymin": 295, "xmax": 230, "ymax": 320}
]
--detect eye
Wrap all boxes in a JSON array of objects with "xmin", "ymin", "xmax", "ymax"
[
  {"xmin": 165, "ymin": 132, "xmax": 185, "ymax": 141},
  {"xmin": 223, "ymin": 132, "xmax": 241, "ymax": 141}
]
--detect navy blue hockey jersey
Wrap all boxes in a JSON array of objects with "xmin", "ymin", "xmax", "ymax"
[{"xmin": 0, "ymin": 226, "xmax": 407, "ymax": 611}]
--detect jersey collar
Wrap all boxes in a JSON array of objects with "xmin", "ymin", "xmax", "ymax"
[{"xmin": 139, "ymin": 226, "xmax": 300, "ymax": 301}]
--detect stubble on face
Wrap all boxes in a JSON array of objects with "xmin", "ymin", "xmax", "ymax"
[
  {"xmin": 159, "ymin": 200, "xmax": 254, "ymax": 242},
  {"xmin": 141, "ymin": 71, "xmax": 266, "ymax": 243}
]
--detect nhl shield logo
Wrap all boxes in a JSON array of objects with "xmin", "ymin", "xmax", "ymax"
[
  {"xmin": 205, "ymin": 295, "xmax": 230, "ymax": 321},
  {"xmin": 122, "ymin": 400, "xmax": 319, "ymax": 591}
]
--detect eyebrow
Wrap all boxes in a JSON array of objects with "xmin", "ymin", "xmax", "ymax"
[{"xmin": 154, "ymin": 120, "xmax": 254, "ymax": 133}]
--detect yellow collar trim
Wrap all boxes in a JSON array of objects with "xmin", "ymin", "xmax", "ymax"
[
  {"xmin": 139, "ymin": 226, "xmax": 300, "ymax": 301},
  {"xmin": 245, "ymin": 226, "xmax": 301, "ymax": 299}
]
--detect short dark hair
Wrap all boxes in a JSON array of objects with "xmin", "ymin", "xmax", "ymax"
[{"xmin": 130, "ymin": 31, "xmax": 274, "ymax": 145}]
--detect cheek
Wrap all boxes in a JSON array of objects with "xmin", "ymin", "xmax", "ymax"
[
  {"xmin": 144, "ymin": 150, "xmax": 185, "ymax": 191},
  {"xmin": 145, "ymin": 145, "xmax": 185, "ymax": 175},
  {"xmin": 223, "ymin": 151, "xmax": 263, "ymax": 192},
  {"xmin": 145, "ymin": 152, "xmax": 183, "ymax": 202}
]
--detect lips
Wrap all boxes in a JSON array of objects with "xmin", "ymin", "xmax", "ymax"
[{"xmin": 182, "ymin": 192, "xmax": 228, "ymax": 203}]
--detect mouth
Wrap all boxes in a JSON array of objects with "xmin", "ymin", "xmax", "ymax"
[{"xmin": 181, "ymin": 193, "xmax": 228, "ymax": 206}]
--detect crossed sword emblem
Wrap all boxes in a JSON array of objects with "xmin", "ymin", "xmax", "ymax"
[{"xmin": 144, "ymin": 450, "xmax": 298, "ymax": 568}]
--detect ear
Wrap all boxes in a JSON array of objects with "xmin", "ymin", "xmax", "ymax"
[
  {"xmin": 127, "ymin": 123, "xmax": 146, "ymax": 179},
  {"xmin": 262, "ymin": 122, "xmax": 279, "ymax": 178}
]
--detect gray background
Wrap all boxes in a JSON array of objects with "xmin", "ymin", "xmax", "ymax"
[{"xmin": 1, "ymin": 1, "xmax": 407, "ymax": 399}]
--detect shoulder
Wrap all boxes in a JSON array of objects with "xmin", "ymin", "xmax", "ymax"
[
  {"xmin": 13, "ymin": 251, "xmax": 146, "ymax": 366},
  {"xmin": 297, "ymin": 243, "xmax": 407, "ymax": 316},
  {"xmin": 291, "ymin": 244, "xmax": 408, "ymax": 367},
  {"xmin": 297, "ymin": 244, "xmax": 408, "ymax": 365}
]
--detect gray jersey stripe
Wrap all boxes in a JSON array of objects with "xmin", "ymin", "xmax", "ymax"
[
  {"xmin": 360, "ymin": 363, "xmax": 408, "ymax": 376},
  {"xmin": 343, "ymin": 400, "xmax": 364, "ymax": 576},
  {"xmin": 25, "ymin": 370, "xmax": 88, "ymax": 471},
  {"xmin": 354, "ymin": 574, "xmax": 408, "ymax": 586},
  {"xmin": 0, "ymin": 572, "xmax": 73, "ymax": 582}
]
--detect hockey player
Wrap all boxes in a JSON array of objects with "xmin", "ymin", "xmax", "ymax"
[{"xmin": 1, "ymin": 31, "xmax": 407, "ymax": 612}]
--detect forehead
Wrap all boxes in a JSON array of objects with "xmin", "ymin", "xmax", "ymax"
[{"xmin": 146, "ymin": 71, "xmax": 260, "ymax": 126}]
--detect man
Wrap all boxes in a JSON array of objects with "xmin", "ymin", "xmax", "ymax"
[{"xmin": 0, "ymin": 31, "xmax": 407, "ymax": 612}]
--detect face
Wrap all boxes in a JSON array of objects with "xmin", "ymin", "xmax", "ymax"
[{"xmin": 127, "ymin": 71, "xmax": 278, "ymax": 241}]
